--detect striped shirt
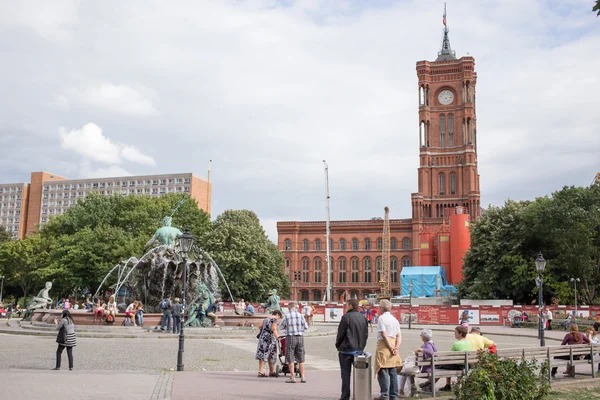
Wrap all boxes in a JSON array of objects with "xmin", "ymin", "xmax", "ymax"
[
  {"xmin": 57, "ymin": 318, "xmax": 77, "ymax": 347},
  {"xmin": 279, "ymin": 309, "xmax": 308, "ymax": 336}
]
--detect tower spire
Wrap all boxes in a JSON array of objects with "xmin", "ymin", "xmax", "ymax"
[{"xmin": 436, "ymin": 3, "xmax": 457, "ymax": 61}]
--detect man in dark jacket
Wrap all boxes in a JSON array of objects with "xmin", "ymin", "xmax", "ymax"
[{"xmin": 336, "ymin": 298, "xmax": 368, "ymax": 400}]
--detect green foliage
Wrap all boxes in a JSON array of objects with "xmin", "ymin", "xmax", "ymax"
[
  {"xmin": 594, "ymin": 0, "xmax": 600, "ymax": 16},
  {"xmin": 461, "ymin": 185, "xmax": 600, "ymax": 304},
  {"xmin": 453, "ymin": 352, "xmax": 550, "ymax": 400},
  {"xmin": 202, "ymin": 210, "xmax": 289, "ymax": 302},
  {"xmin": 0, "ymin": 225, "xmax": 12, "ymax": 244}
]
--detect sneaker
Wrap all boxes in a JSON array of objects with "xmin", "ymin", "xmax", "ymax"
[{"xmin": 440, "ymin": 384, "xmax": 452, "ymax": 392}]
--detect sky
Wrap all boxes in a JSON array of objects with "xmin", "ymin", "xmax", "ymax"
[{"xmin": 1, "ymin": 0, "xmax": 599, "ymax": 241}]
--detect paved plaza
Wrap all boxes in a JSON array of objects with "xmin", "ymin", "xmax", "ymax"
[{"xmin": 0, "ymin": 322, "xmax": 595, "ymax": 399}]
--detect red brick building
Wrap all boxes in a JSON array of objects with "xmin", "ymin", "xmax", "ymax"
[{"xmin": 277, "ymin": 23, "xmax": 481, "ymax": 302}]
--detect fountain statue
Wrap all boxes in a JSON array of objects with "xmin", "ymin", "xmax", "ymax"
[
  {"xmin": 264, "ymin": 289, "xmax": 281, "ymax": 313},
  {"xmin": 184, "ymin": 283, "xmax": 215, "ymax": 327},
  {"xmin": 22, "ymin": 281, "xmax": 53, "ymax": 321},
  {"xmin": 93, "ymin": 202, "xmax": 234, "ymax": 319}
]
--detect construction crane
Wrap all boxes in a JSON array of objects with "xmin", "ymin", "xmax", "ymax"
[{"xmin": 378, "ymin": 206, "xmax": 392, "ymax": 299}]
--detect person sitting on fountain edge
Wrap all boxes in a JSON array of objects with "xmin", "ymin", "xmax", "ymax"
[
  {"xmin": 206, "ymin": 300, "xmax": 220, "ymax": 327},
  {"xmin": 244, "ymin": 301, "xmax": 255, "ymax": 316}
]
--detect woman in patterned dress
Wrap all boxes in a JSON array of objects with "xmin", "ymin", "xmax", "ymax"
[{"xmin": 256, "ymin": 310, "xmax": 283, "ymax": 377}]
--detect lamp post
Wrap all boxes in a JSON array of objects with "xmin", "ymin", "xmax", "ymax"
[
  {"xmin": 408, "ymin": 281, "xmax": 414, "ymax": 330},
  {"xmin": 0, "ymin": 275, "xmax": 4, "ymax": 303},
  {"xmin": 535, "ymin": 252, "xmax": 547, "ymax": 347},
  {"xmin": 570, "ymin": 278, "xmax": 580, "ymax": 317},
  {"xmin": 177, "ymin": 228, "xmax": 194, "ymax": 372}
]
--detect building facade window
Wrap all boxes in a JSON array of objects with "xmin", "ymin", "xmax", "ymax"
[
  {"xmin": 402, "ymin": 256, "xmax": 411, "ymax": 268},
  {"xmin": 313, "ymin": 290, "xmax": 321, "ymax": 302},
  {"xmin": 377, "ymin": 238, "xmax": 382, "ymax": 250},
  {"xmin": 340, "ymin": 239, "xmax": 346, "ymax": 250},
  {"xmin": 440, "ymin": 114, "xmax": 446, "ymax": 148},
  {"xmin": 364, "ymin": 238, "xmax": 371, "ymax": 250},
  {"xmin": 302, "ymin": 258, "xmax": 310, "ymax": 282},
  {"xmin": 439, "ymin": 173, "xmax": 445, "ymax": 195},
  {"xmin": 450, "ymin": 172, "xmax": 457, "ymax": 195},
  {"xmin": 303, "ymin": 239, "xmax": 309, "ymax": 251},
  {"xmin": 351, "ymin": 257, "xmax": 359, "ymax": 282},
  {"xmin": 391, "ymin": 238, "xmax": 397, "ymax": 250},
  {"xmin": 403, "ymin": 238, "xmax": 410, "ymax": 250},
  {"xmin": 314, "ymin": 258, "xmax": 322, "ymax": 283},
  {"xmin": 284, "ymin": 239, "xmax": 291, "ymax": 251},
  {"xmin": 363, "ymin": 257, "xmax": 372, "ymax": 283},
  {"xmin": 448, "ymin": 114, "xmax": 455, "ymax": 146},
  {"xmin": 352, "ymin": 238, "xmax": 359, "ymax": 250},
  {"xmin": 390, "ymin": 257, "xmax": 398, "ymax": 283},
  {"xmin": 301, "ymin": 291, "xmax": 309, "ymax": 301},
  {"xmin": 338, "ymin": 257, "xmax": 347, "ymax": 283},
  {"xmin": 329, "ymin": 239, "xmax": 333, "ymax": 250},
  {"xmin": 315, "ymin": 239, "xmax": 321, "ymax": 251},
  {"xmin": 285, "ymin": 258, "xmax": 291, "ymax": 276}
]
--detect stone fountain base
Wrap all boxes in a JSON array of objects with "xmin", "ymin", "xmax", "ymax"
[{"xmin": 32, "ymin": 309, "xmax": 268, "ymax": 327}]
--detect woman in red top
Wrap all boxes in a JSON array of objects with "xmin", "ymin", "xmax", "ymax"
[{"xmin": 551, "ymin": 324, "xmax": 590, "ymax": 378}]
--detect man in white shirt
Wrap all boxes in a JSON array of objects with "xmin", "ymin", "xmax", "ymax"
[
  {"xmin": 374, "ymin": 299, "xmax": 402, "ymax": 400},
  {"xmin": 302, "ymin": 303, "xmax": 313, "ymax": 327}
]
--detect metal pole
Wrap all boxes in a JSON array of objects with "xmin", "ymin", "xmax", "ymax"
[
  {"xmin": 177, "ymin": 258, "xmax": 187, "ymax": 371},
  {"xmin": 323, "ymin": 160, "xmax": 332, "ymax": 303},
  {"xmin": 0, "ymin": 276, "xmax": 4, "ymax": 303},
  {"xmin": 408, "ymin": 287, "xmax": 413, "ymax": 330},
  {"xmin": 539, "ymin": 272, "xmax": 545, "ymax": 347},
  {"xmin": 574, "ymin": 279, "xmax": 578, "ymax": 316}
]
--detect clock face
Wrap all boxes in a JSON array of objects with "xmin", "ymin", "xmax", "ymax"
[{"xmin": 438, "ymin": 90, "xmax": 454, "ymax": 105}]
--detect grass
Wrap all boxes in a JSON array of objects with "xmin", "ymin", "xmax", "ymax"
[{"xmin": 547, "ymin": 385, "xmax": 600, "ymax": 399}]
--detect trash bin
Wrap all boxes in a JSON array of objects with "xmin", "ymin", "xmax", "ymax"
[{"xmin": 353, "ymin": 352, "xmax": 372, "ymax": 400}]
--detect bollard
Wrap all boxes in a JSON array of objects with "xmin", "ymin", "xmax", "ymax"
[{"xmin": 353, "ymin": 352, "xmax": 372, "ymax": 400}]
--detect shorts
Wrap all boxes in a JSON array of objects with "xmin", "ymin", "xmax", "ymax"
[{"xmin": 285, "ymin": 335, "xmax": 305, "ymax": 364}]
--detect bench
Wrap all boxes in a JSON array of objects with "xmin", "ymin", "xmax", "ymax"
[{"xmin": 402, "ymin": 344, "xmax": 600, "ymax": 398}]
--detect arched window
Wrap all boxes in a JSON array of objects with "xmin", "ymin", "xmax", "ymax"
[
  {"xmin": 439, "ymin": 173, "xmax": 445, "ymax": 195},
  {"xmin": 363, "ymin": 257, "xmax": 372, "ymax": 283},
  {"xmin": 314, "ymin": 257, "xmax": 322, "ymax": 283},
  {"xmin": 315, "ymin": 239, "xmax": 321, "ymax": 251},
  {"xmin": 402, "ymin": 238, "xmax": 410, "ymax": 250},
  {"xmin": 338, "ymin": 257, "xmax": 347, "ymax": 283},
  {"xmin": 402, "ymin": 256, "xmax": 411, "ymax": 268},
  {"xmin": 376, "ymin": 256, "xmax": 383, "ymax": 282},
  {"xmin": 313, "ymin": 290, "xmax": 321, "ymax": 301},
  {"xmin": 303, "ymin": 239, "xmax": 309, "ymax": 251},
  {"xmin": 339, "ymin": 238, "xmax": 346, "ymax": 250},
  {"xmin": 391, "ymin": 238, "xmax": 397, "ymax": 250},
  {"xmin": 390, "ymin": 256, "xmax": 398, "ymax": 283},
  {"xmin": 301, "ymin": 291, "xmax": 309, "ymax": 301},
  {"xmin": 285, "ymin": 258, "xmax": 291, "ymax": 276},
  {"xmin": 329, "ymin": 257, "xmax": 334, "ymax": 284},
  {"xmin": 285, "ymin": 239, "xmax": 291, "ymax": 250},
  {"xmin": 377, "ymin": 238, "xmax": 383, "ymax": 250},
  {"xmin": 352, "ymin": 238, "xmax": 359, "ymax": 250},
  {"xmin": 329, "ymin": 239, "xmax": 334, "ymax": 250},
  {"xmin": 448, "ymin": 114, "xmax": 455, "ymax": 146},
  {"xmin": 302, "ymin": 258, "xmax": 310, "ymax": 282},
  {"xmin": 364, "ymin": 238, "xmax": 371, "ymax": 250},
  {"xmin": 351, "ymin": 257, "xmax": 359, "ymax": 282},
  {"xmin": 450, "ymin": 172, "xmax": 457, "ymax": 195},
  {"xmin": 440, "ymin": 114, "xmax": 446, "ymax": 148}
]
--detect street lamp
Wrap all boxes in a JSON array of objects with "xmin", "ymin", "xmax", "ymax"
[
  {"xmin": 408, "ymin": 281, "xmax": 414, "ymax": 330},
  {"xmin": 535, "ymin": 252, "xmax": 546, "ymax": 347},
  {"xmin": 177, "ymin": 228, "xmax": 194, "ymax": 372},
  {"xmin": 570, "ymin": 278, "xmax": 580, "ymax": 317}
]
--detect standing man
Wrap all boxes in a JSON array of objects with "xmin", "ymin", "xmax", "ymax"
[
  {"xmin": 336, "ymin": 298, "xmax": 368, "ymax": 400},
  {"xmin": 375, "ymin": 299, "xmax": 402, "ymax": 400},
  {"xmin": 172, "ymin": 298, "xmax": 182, "ymax": 334},
  {"xmin": 160, "ymin": 295, "xmax": 172, "ymax": 332},
  {"xmin": 278, "ymin": 301, "xmax": 308, "ymax": 383}
]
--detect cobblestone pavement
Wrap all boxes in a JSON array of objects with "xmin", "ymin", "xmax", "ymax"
[{"xmin": 0, "ymin": 324, "xmax": 592, "ymax": 399}]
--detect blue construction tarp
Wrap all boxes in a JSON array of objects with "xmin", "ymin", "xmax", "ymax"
[{"xmin": 401, "ymin": 266, "xmax": 449, "ymax": 297}]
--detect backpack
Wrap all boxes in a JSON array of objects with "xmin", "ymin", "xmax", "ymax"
[{"xmin": 161, "ymin": 299, "xmax": 169, "ymax": 310}]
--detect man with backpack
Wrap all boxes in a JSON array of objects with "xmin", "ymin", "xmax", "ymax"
[{"xmin": 160, "ymin": 295, "xmax": 172, "ymax": 332}]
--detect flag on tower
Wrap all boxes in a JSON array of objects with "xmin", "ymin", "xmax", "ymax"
[{"xmin": 443, "ymin": 3, "xmax": 447, "ymax": 26}]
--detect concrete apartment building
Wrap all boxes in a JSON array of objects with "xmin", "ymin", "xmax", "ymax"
[{"xmin": 1, "ymin": 171, "xmax": 211, "ymax": 239}]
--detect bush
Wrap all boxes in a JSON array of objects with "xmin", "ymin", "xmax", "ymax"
[{"xmin": 453, "ymin": 352, "xmax": 550, "ymax": 400}]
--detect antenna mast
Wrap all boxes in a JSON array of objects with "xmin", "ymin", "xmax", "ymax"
[
  {"xmin": 379, "ymin": 206, "xmax": 391, "ymax": 299},
  {"xmin": 324, "ymin": 160, "xmax": 332, "ymax": 303}
]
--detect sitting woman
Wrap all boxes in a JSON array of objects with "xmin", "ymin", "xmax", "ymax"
[
  {"xmin": 106, "ymin": 296, "xmax": 118, "ymax": 323},
  {"xmin": 255, "ymin": 310, "xmax": 283, "ymax": 377},
  {"xmin": 551, "ymin": 324, "xmax": 590, "ymax": 378},
  {"xmin": 94, "ymin": 298, "xmax": 106, "ymax": 323},
  {"xmin": 415, "ymin": 329, "xmax": 438, "ymax": 392}
]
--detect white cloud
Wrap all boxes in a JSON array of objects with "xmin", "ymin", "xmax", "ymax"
[
  {"xmin": 62, "ymin": 84, "xmax": 158, "ymax": 117},
  {"xmin": 59, "ymin": 123, "xmax": 156, "ymax": 166}
]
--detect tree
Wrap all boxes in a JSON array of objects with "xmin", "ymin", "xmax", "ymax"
[
  {"xmin": 0, "ymin": 225, "xmax": 12, "ymax": 244},
  {"xmin": 202, "ymin": 210, "xmax": 289, "ymax": 302},
  {"xmin": 594, "ymin": 0, "xmax": 600, "ymax": 16}
]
